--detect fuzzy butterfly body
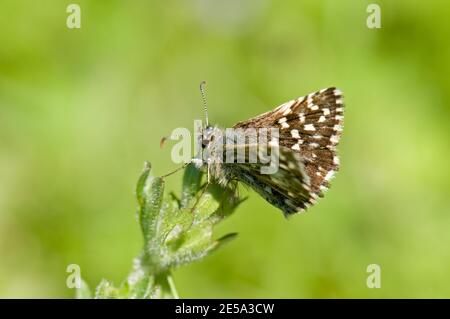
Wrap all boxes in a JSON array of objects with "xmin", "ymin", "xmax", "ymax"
[{"xmin": 197, "ymin": 87, "xmax": 344, "ymax": 216}]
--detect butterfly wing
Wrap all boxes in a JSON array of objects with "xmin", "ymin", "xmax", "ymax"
[
  {"xmin": 223, "ymin": 145, "xmax": 314, "ymax": 216},
  {"xmin": 232, "ymin": 87, "xmax": 344, "ymax": 210}
]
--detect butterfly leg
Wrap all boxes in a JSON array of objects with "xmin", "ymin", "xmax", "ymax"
[
  {"xmin": 160, "ymin": 163, "xmax": 188, "ymax": 179},
  {"xmin": 207, "ymin": 162, "xmax": 211, "ymax": 183}
]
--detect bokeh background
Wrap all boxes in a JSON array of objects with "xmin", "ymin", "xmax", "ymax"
[{"xmin": 1, "ymin": 0, "xmax": 450, "ymax": 298}]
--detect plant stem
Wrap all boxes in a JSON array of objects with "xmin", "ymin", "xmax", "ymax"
[
  {"xmin": 154, "ymin": 272, "xmax": 178, "ymax": 299},
  {"xmin": 167, "ymin": 274, "xmax": 179, "ymax": 299}
]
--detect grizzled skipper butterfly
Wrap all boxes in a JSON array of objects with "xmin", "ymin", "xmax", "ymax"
[{"xmin": 173, "ymin": 82, "xmax": 344, "ymax": 217}]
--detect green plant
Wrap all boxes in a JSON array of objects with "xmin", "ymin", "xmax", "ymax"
[{"xmin": 77, "ymin": 162, "xmax": 243, "ymax": 299}]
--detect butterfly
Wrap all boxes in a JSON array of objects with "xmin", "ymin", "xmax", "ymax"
[{"xmin": 191, "ymin": 83, "xmax": 344, "ymax": 217}]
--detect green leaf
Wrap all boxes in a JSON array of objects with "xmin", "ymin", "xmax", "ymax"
[
  {"xmin": 95, "ymin": 279, "xmax": 120, "ymax": 299},
  {"xmin": 180, "ymin": 164, "xmax": 203, "ymax": 208},
  {"xmin": 129, "ymin": 275, "xmax": 154, "ymax": 299},
  {"xmin": 136, "ymin": 161, "xmax": 151, "ymax": 207},
  {"xmin": 137, "ymin": 164, "xmax": 165, "ymax": 255},
  {"xmin": 192, "ymin": 192, "xmax": 220, "ymax": 223}
]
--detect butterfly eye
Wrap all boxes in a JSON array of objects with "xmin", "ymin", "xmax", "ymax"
[{"xmin": 204, "ymin": 126, "xmax": 213, "ymax": 134}]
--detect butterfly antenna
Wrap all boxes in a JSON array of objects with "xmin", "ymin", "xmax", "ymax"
[{"xmin": 200, "ymin": 80, "xmax": 209, "ymax": 127}]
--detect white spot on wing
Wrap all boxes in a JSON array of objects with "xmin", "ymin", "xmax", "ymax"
[
  {"xmin": 279, "ymin": 100, "xmax": 295, "ymax": 116},
  {"xmin": 330, "ymin": 135, "xmax": 339, "ymax": 144},
  {"xmin": 333, "ymin": 156, "xmax": 340, "ymax": 165},
  {"xmin": 291, "ymin": 129, "xmax": 300, "ymax": 139},
  {"xmin": 304, "ymin": 124, "xmax": 315, "ymax": 131},
  {"xmin": 292, "ymin": 143, "xmax": 300, "ymax": 151},
  {"xmin": 323, "ymin": 108, "xmax": 330, "ymax": 116},
  {"xmin": 318, "ymin": 115, "xmax": 326, "ymax": 123},
  {"xmin": 325, "ymin": 170, "xmax": 335, "ymax": 181},
  {"xmin": 278, "ymin": 117, "xmax": 290, "ymax": 129},
  {"xmin": 299, "ymin": 113, "xmax": 305, "ymax": 123}
]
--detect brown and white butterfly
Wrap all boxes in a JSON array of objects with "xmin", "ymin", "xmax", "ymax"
[{"xmin": 193, "ymin": 87, "xmax": 344, "ymax": 216}]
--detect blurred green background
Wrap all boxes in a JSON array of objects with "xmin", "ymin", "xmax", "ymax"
[{"xmin": 1, "ymin": 0, "xmax": 450, "ymax": 298}]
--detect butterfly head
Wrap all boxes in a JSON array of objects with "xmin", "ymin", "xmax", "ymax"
[{"xmin": 201, "ymin": 125, "xmax": 215, "ymax": 149}]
